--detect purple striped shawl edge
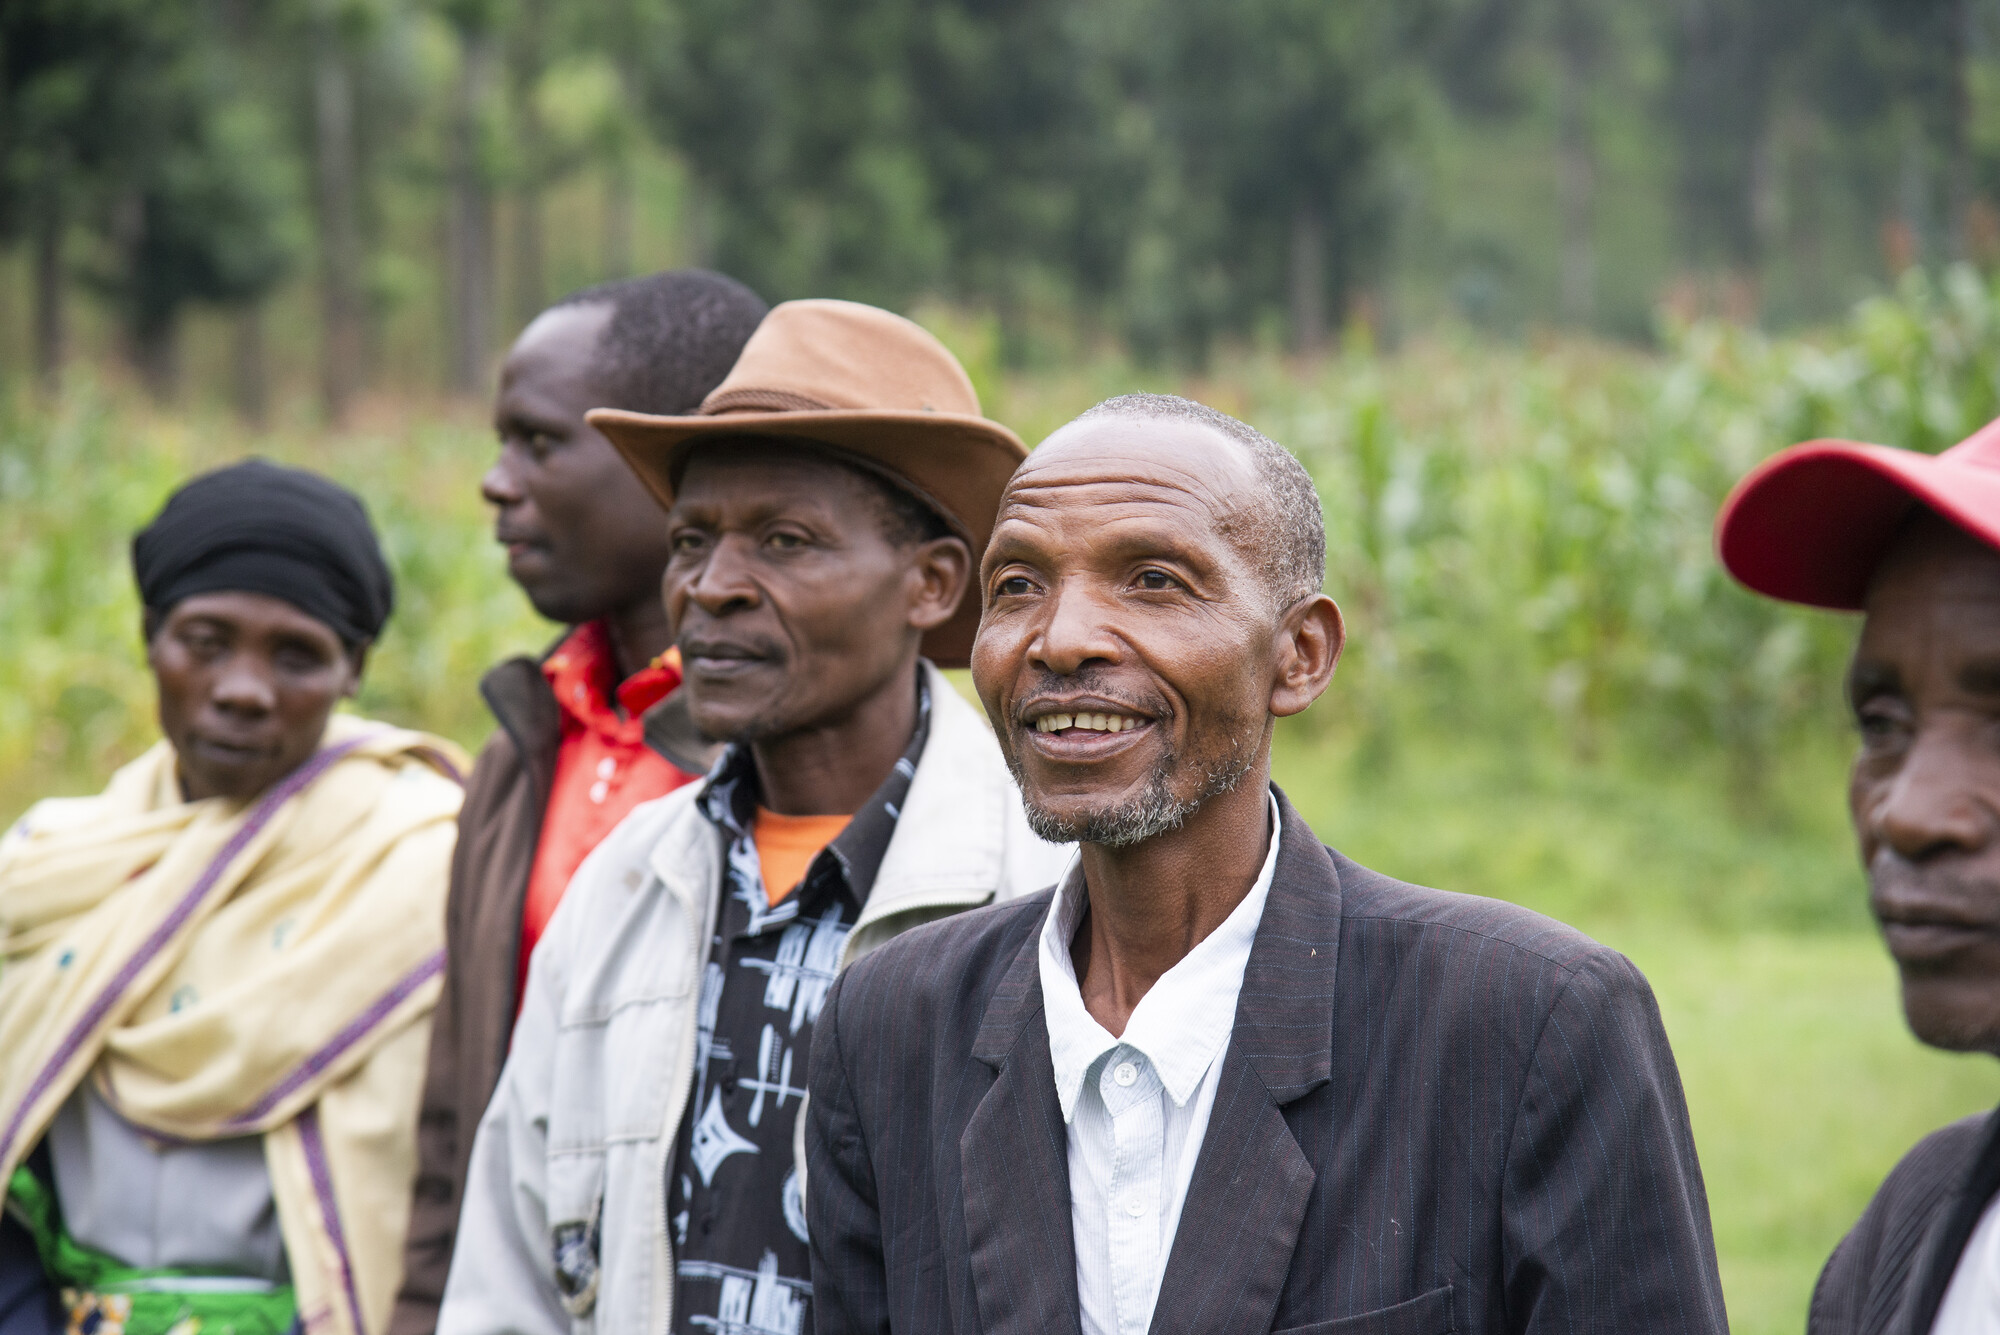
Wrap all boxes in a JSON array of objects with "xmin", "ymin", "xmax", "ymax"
[{"xmin": 0, "ymin": 737, "xmax": 366, "ymax": 1168}]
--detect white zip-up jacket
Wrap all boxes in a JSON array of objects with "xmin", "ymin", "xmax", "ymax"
[{"xmin": 437, "ymin": 665, "xmax": 1069, "ymax": 1335}]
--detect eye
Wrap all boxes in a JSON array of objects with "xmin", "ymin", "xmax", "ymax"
[
  {"xmin": 273, "ymin": 645, "xmax": 328, "ymax": 675},
  {"xmin": 177, "ymin": 627, "xmax": 226, "ymax": 659},
  {"xmin": 525, "ymin": 430, "xmax": 557, "ymax": 461},
  {"xmin": 1855, "ymin": 698, "xmax": 1913, "ymax": 752},
  {"xmin": 1134, "ymin": 569, "xmax": 1180, "ymax": 592},
  {"xmin": 766, "ymin": 531, "xmax": 806, "ymax": 551},
  {"xmin": 995, "ymin": 575, "xmax": 1036, "ymax": 598},
  {"xmin": 671, "ymin": 530, "xmax": 708, "ymax": 554}
]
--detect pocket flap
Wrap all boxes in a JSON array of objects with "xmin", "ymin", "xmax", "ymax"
[{"xmin": 1275, "ymin": 1284, "xmax": 1454, "ymax": 1335}]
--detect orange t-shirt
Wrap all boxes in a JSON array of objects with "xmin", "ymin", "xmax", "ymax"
[
  {"xmin": 518, "ymin": 624, "xmax": 697, "ymax": 1004},
  {"xmin": 752, "ymin": 809, "xmax": 853, "ymax": 905}
]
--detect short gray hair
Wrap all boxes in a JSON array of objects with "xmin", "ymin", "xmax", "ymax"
[{"xmin": 1075, "ymin": 393, "xmax": 1325, "ymax": 608}]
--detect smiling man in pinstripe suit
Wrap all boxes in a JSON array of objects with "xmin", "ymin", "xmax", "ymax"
[{"xmin": 806, "ymin": 393, "xmax": 1729, "ymax": 1335}]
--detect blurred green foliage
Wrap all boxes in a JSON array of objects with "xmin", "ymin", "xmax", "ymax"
[
  {"xmin": 15, "ymin": 267, "xmax": 2000, "ymax": 908},
  {"xmin": 10, "ymin": 0, "xmax": 2000, "ymax": 403}
]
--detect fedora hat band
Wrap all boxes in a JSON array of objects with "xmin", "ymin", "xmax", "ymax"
[{"xmin": 703, "ymin": 387, "xmax": 838, "ymax": 415}]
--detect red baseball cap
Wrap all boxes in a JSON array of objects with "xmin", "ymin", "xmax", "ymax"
[{"xmin": 1715, "ymin": 414, "xmax": 2000, "ymax": 610}]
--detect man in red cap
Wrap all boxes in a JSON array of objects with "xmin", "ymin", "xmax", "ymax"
[{"xmin": 1718, "ymin": 418, "xmax": 2000, "ymax": 1333}]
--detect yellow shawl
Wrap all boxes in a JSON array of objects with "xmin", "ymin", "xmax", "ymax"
[{"xmin": 0, "ymin": 715, "xmax": 468, "ymax": 1335}]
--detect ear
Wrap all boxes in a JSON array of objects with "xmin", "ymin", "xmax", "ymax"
[
  {"xmin": 906, "ymin": 536, "xmax": 974, "ymax": 633},
  {"xmin": 1269, "ymin": 594, "xmax": 1344, "ymax": 718}
]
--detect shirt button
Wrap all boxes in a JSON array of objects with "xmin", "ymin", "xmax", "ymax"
[
  {"xmin": 1113, "ymin": 1061, "xmax": 1138, "ymax": 1087},
  {"xmin": 1125, "ymin": 1198, "xmax": 1145, "ymax": 1217},
  {"xmin": 597, "ymin": 757, "xmax": 617, "ymax": 779},
  {"xmin": 588, "ymin": 780, "xmax": 610, "ymax": 803}
]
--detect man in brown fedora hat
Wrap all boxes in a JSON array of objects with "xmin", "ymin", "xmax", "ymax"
[{"xmin": 435, "ymin": 300, "xmax": 1070, "ymax": 1335}]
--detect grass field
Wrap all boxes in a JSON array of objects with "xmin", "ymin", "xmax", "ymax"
[{"xmin": 11, "ymin": 296, "xmax": 2000, "ymax": 1332}]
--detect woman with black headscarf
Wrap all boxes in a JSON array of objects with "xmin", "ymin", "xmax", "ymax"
[{"xmin": 0, "ymin": 460, "xmax": 467, "ymax": 1335}]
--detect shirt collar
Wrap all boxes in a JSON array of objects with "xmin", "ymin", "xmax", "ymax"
[
  {"xmin": 1038, "ymin": 791, "xmax": 1282, "ymax": 1123},
  {"xmin": 697, "ymin": 674, "xmax": 932, "ymax": 915},
  {"xmin": 542, "ymin": 621, "xmax": 683, "ymax": 733}
]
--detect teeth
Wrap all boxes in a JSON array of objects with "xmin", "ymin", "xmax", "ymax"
[{"xmin": 1034, "ymin": 712, "xmax": 1140, "ymax": 734}]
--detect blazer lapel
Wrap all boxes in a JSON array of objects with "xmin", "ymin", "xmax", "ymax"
[
  {"xmin": 1905, "ymin": 1104, "xmax": 2000, "ymax": 1332},
  {"xmin": 963, "ymin": 923, "xmax": 1083, "ymax": 1335},
  {"xmin": 1149, "ymin": 788, "xmax": 1342, "ymax": 1335}
]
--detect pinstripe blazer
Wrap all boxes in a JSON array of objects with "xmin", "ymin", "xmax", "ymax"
[
  {"xmin": 1810, "ymin": 1105, "xmax": 2000, "ymax": 1334},
  {"xmin": 806, "ymin": 788, "xmax": 1728, "ymax": 1335}
]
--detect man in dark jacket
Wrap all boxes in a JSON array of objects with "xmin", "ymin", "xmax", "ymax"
[
  {"xmin": 388, "ymin": 270, "xmax": 767, "ymax": 1335},
  {"xmin": 1718, "ymin": 418, "xmax": 2000, "ymax": 1334},
  {"xmin": 807, "ymin": 393, "xmax": 1729, "ymax": 1335}
]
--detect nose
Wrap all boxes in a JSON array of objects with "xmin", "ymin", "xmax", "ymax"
[
  {"xmin": 1028, "ymin": 578, "xmax": 1120, "ymax": 676},
  {"xmin": 684, "ymin": 534, "xmax": 763, "ymax": 618},
  {"xmin": 481, "ymin": 450, "xmax": 523, "ymax": 507},
  {"xmin": 1872, "ymin": 728, "xmax": 1997, "ymax": 862},
  {"xmin": 210, "ymin": 653, "xmax": 278, "ymax": 718}
]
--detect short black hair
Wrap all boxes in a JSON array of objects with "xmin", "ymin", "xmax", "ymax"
[
  {"xmin": 854, "ymin": 464, "xmax": 956, "ymax": 547},
  {"xmin": 1076, "ymin": 393, "xmax": 1325, "ymax": 608},
  {"xmin": 551, "ymin": 269, "xmax": 769, "ymax": 414}
]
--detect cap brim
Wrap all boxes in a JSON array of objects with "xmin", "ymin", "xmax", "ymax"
[
  {"xmin": 588, "ymin": 406, "xmax": 1028, "ymax": 668},
  {"xmin": 1716, "ymin": 439, "xmax": 2000, "ymax": 609}
]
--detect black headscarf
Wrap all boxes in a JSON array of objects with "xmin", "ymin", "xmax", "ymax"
[{"xmin": 131, "ymin": 459, "xmax": 395, "ymax": 647}]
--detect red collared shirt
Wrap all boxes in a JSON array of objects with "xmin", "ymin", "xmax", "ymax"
[{"xmin": 519, "ymin": 622, "xmax": 698, "ymax": 1002}]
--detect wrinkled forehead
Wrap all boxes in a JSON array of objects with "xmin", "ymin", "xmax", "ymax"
[{"xmin": 992, "ymin": 414, "xmax": 1260, "ymax": 553}]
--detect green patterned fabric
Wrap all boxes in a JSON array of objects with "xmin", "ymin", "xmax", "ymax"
[{"xmin": 4, "ymin": 1167, "xmax": 296, "ymax": 1335}]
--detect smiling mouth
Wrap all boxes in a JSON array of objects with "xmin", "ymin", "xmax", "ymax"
[{"xmin": 1032, "ymin": 711, "xmax": 1144, "ymax": 734}]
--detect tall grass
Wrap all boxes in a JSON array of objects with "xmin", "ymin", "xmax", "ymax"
[{"xmin": 13, "ymin": 269, "xmax": 2000, "ymax": 911}]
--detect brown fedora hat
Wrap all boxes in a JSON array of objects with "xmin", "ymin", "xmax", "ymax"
[{"xmin": 589, "ymin": 299, "xmax": 1027, "ymax": 667}]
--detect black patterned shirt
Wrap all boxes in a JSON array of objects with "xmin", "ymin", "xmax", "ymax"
[{"xmin": 667, "ymin": 681, "xmax": 930, "ymax": 1335}]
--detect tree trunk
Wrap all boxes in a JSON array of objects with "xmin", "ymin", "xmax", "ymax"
[
  {"xmin": 232, "ymin": 303, "xmax": 268, "ymax": 427},
  {"xmin": 602, "ymin": 156, "xmax": 634, "ymax": 282},
  {"xmin": 32, "ymin": 177, "xmax": 64, "ymax": 401},
  {"xmin": 313, "ymin": 9, "xmax": 364, "ymax": 424},
  {"xmin": 1288, "ymin": 204, "xmax": 1326, "ymax": 357},
  {"xmin": 510, "ymin": 0, "xmax": 548, "ymax": 326},
  {"xmin": 134, "ymin": 319, "xmax": 179, "ymax": 403},
  {"xmin": 514, "ymin": 186, "xmax": 546, "ymax": 326},
  {"xmin": 1944, "ymin": 0, "xmax": 1972, "ymax": 261},
  {"xmin": 1555, "ymin": 0, "xmax": 1596, "ymax": 327},
  {"xmin": 449, "ymin": 25, "xmax": 498, "ymax": 394}
]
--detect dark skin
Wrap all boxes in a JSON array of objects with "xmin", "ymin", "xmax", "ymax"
[
  {"xmin": 484, "ymin": 301, "xmax": 675, "ymax": 678},
  {"xmin": 663, "ymin": 441, "xmax": 971, "ymax": 815},
  {"xmin": 1850, "ymin": 510, "xmax": 2000, "ymax": 1055},
  {"xmin": 973, "ymin": 414, "xmax": 1343, "ymax": 1036},
  {"xmin": 146, "ymin": 591, "xmax": 365, "ymax": 804}
]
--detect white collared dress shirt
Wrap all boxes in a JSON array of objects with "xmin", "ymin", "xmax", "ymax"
[
  {"xmin": 1037, "ymin": 794, "xmax": 1282, "ymax": 1335},
  {"xmin": 1934, "ymin": 1190, "xmax": 2000, "ymax": 1333}
]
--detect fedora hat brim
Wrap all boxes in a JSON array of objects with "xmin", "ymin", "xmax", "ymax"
[{"xmin": 590, "ymin": 406, "xmax": 1028, "ymax": 668}]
